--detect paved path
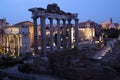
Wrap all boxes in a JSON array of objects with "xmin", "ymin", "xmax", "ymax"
[
  {"xmin": 1, "ymin": 65, "xmax": 63, "ymax": 80},
  {"xmin": 92, "ymin": 39, "xmax": 116, "ymax": 60},
  {"xmin": 92, "ymin": 46, "xmax": 111, "ymax": 59}
]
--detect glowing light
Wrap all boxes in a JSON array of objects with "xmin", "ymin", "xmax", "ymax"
[
  {"xmin": 78, "ymin": 28, "xmax": 95, "ymax": 41},
  {"xmin": 95, "ymin": 41, "xmax": 100, "ymax": 43},
  {"xmin": 98, "ymin": 56, "xmax": 102, "ymax": 59},
  {"xmin": 32, "ymin": 52, "xmax": 35, "ymax": 56}
]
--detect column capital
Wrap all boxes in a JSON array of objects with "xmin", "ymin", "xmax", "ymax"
[
  {"xmin": 49, "ymin": 18, "xmax": 53, "ymax": 24},
  {"xmin": 40, "ymin": 16, "xmax": 46, "ymax": 20},
  {"xmin": 67, "ymin": 19, "xmax": 72, "ymax": 22},
  {"xmin": 32, "ymin": 15, "xmax": 38, "ymax": 19},
  {"xmin": 67, "ymin": 19, "xmax": 72, "ymax": 25},
  {"xmin": 62, "ymin": 19, "xmax": 66, "ymax": 21},
  {"xmin": 48, "ymin": 18, "xmax": 53, "ymax": 20},
  {"xmin": 62, "ymin": 19, "xmax": 66, "ymax": 24},
  {"xmin": 32, "ymin": 17, "xmax": 37, "ymax": 20},
  {"xmin": 74, "ymin": 19, "xmax": 79, "ymax": 22},
  {"xmin": 56, "ymin": 18, "xmax": 60, "ymax": 21},
  {"xmin": 56, "ymin": 18, "xmax": 60, "ymax": 25}
]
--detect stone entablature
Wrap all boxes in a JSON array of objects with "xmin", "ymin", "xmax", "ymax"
[
  {"xmin": 4, "ymin": 27, "xmax": 19, "ymax": 34},
  {"xmin": 30, "ymin": 10, "xmax": 78, "ymax": 20},
  {"xmin": 29, "ymin": 3, "xmax": 78, "ymax": 19}
]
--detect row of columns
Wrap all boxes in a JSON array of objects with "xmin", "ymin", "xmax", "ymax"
[
  {"xmin": 33, "ymin": 16, "xmax": 79, "ymax": 55},
  {"xmin": 3, "ymin": 34, "xmax": 22, "ymax": 56}
]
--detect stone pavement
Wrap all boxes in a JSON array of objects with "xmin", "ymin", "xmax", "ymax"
[
  {"xmin": 92, "ymin": 39, "xmax": 116, "ymax": 60},
  {"xmin": 1, "ymin": 65, "xmax": 63, "ymax": 80}
]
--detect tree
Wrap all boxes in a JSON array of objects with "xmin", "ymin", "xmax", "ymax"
[{"xmin": 103, "ymin": 28, "xmax": 120, "ymax": 38}]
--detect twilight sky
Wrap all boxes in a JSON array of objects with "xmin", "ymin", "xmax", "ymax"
[{"xmin": 0, "ymin": 0, "xmax": 120, "ymax": 25}]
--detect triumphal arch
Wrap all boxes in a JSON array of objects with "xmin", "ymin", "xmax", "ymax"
[{"xmin": 29, "ymin": 3, "xmax": 79, "ymax": 55}]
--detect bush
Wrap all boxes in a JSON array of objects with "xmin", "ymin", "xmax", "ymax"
[{"xmin": 103, "ymin": 28, "xmax": 120, "ymax": 38}]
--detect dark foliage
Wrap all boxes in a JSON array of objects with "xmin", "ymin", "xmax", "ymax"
[
  {"xmin": 0, "ymin": 56, "xmax": 18, "ymax": 69},
  {"xmin": 103, "ymin": 28, "xmax": 120, "ymax": 38}
]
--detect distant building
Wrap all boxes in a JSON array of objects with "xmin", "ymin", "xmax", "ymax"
[
  {"xmin": 13, "ymin": 21, "xmax": 63, "ymax": 47},
  {"xmin": 117, "ymin": 25, "xmax": 120, "ymax": 30},
  {"xmin": 13, "ymin": 21, "xmax": 34, "ymax": 48},
  {"xmin": 101, "ymin": 18, "xmax": 120, "ymax": 29},
  {"xmin": 78, "ymin": 20, "xmax": 102, "ymax": 41},
  {"xmin": 0, "ymin": 19, "xmax": 30, "ymax": 57},
  {"xmin": 0, "ymin": 19, "xmax": 9, "ymax": 53},
  {"xmin": 3, "ymin": 26, "xmax": 30, "ymax": 56},
  {"xmin": 0, "ymin": 18, "xmax": 9, "ymax": 28},
  {"xmin": 0, "ymin": 29, "xmax": 3, "ymax": 46},
  {"xmin": 78, "ymin": 28, "xmax": 94, "ymax": 41}
]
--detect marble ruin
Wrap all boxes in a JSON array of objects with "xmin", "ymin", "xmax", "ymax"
[
  {"xmin": 3, "ymin": 26, "xmax": 30, "ymax": 56},
  {"xmin": 29, "ymin": 3, "xmax": 79, "ymax": 54},
  {"xmin": 0, "ymin": 19, "xmax": 30, "ymax": 57}
]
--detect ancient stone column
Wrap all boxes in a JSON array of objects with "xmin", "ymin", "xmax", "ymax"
[
  {"xmin": 40, "ymin": 16, "xmax": 46, "ymax": 55},
  {"xmin": 17, "ymin": 35, "xmax": 20, "ymax": 56},
  {"xmin": 49, "ymin": 18, "xmax": 54, "ymax": 53},
  {"xmin": 2, "ymin": 36, "xmax": 5, "ymax": 53},
  {"xmin": 15, "ymin": 35, "xmax": 19, "ymax": 56},
  {"xmin": 7, "ymin": 35, "xmax": 9, "ymax": 54},
  {"xmin": 5, "ymin": 35, "xmax": 8, "ymax": 53},
  {"xmin": 14, "ymin": 35, "xmax": 16, "ymax": 55},
  {"xmin": 56, "ymin": 19, "xmax": 61, "ymax": 51},
  {"xmin": 74, "ymin": 19, "xmax": 79, "ymax": 49},
  {"xmin": 4, "ymin": 36, "xmax": 6, "ymax": 54},
  {"xmin": 33, "ymin": 17, "xmax": 38, "ymax": 54},
  {"xmin": 62, "ymin": 19, "xmax": 67, "ymax": 49},
  {"xmin": 68, "ymin": 19, "xmax": 72, "ymax": 49},
  {"xmin": 19, "ymin": 34, "xmax": 22, "ymax": 54}
]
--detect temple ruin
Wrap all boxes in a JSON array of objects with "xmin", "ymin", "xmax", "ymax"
[{"xmin": 29, "ymin": 3, "xmax": 79, "ymax": 54}]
